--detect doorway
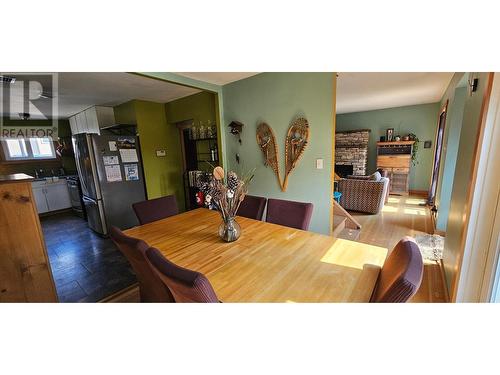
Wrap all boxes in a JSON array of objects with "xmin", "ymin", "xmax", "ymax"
[{"xmin": 428, "ymin": 102, "xmax": 448, "ymax": 206}]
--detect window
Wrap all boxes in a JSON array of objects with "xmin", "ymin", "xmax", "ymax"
[{"xmin": 2, "ymin": 138, "xmax": 56, "ymax": 160}]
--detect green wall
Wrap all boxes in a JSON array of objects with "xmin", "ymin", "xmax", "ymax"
[
  {"xmin": 166, "ymin": 91, "xmax": 218, "ymax": 173},
  {"xmin": 165, "ymin": 91, "xmax": 216, "ymax": 125},
  {"xmin": 222, "ymin": 72, "xmax": 335, "ymax": 235},
  {"xmin": 434, "ymin": 77, "xmax": 467, "ymax": 232},
  {"xmin": 113, "ymin": 100, "xmax": 185, "ymax": 208},
  {"xmin": 441, "ymin": 73, "xmax": 492, "ymax": 297},
  {"xmin": 336, "ymin": 102, "xmax": 440, "ymax": 191}
]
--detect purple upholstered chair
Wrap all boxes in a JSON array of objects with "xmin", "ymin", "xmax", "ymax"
[
  {"xmin": 265, "ymin": 198, "xmax": 314, "ymax": 231},
  {"xmin": 237, "ymin": 195, "xmax": 267, "ymax": 221},
  {"xmin": 109, "ymin": 226, "xmax": 174, "ymax": 303},
  {"xmin": 370, "ymin": 236, "xmax": 424, "ymax": 303},
  {"xmin": 132, "ymin": 195, "xmax": 178, "ymax": 225},
  {"xmin": 145, "ymin": 247, "xmax": 220, "ymax": 303}
]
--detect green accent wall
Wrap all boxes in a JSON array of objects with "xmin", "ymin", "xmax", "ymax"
[
  {"xmin": 222, "ymin": 72, "xmax": 335, "ymax": 235},
  {"xmin": 165, "ymin": 91, "xmax": 216, "ymax": 125},
  {"xmin": 165, "ymin": 91, "xmax": 219, "ymax": 173},
  {"xmin": 138, "ymin": 72, "xmax": 228, "ymax": 169},
  {"xmin": 440, "ymin": 73, "xmax": 492, "ymax": 297},
  {"xmin": 336, "ymin": 102, "xmax": 440, "ymax": 191},
  {"xmin": 434, "ymin": 75, "xmax": 467, "ymax": 232},
  {"xmin": 113, "ymin": 100, "xmax": 185, "ymax": 209}
]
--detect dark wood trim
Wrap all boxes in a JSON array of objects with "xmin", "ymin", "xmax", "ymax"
[
  {"xmin": 427, "ymin": 100, "xmax": 449, "ymax": 204},
  {"xmin": 376, "ymin": 140, "xmax": 415, "ymax": 146},
  {"xmin": 409, "ymin": 189, "xmax": 428, "ymax": 197},
  {"xmin": 335, "ymin": 129, "xmax": 371, "ymax": 134}
]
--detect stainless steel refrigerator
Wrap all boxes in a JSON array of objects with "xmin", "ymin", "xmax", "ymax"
[{"xmin": 72, "ymin": 133, "xmax": 146, "ymax": 235}]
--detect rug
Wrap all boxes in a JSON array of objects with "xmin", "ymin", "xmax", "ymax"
[{"xmin": 414, "ymin": 234, "xmax": 445, "ymax": 261}]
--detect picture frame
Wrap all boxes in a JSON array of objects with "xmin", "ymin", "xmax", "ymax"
[{"xmin": 386, "ymin": 128, "xmax": 394, "ymax": 142}]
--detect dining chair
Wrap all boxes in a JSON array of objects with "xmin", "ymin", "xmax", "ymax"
[
  {"xmin": 237, "ymin": 195, "xmax": 267, "ymax": 221},
  {"xmin": 132, "ymin": 195, "xmax": 178, "ymax": 225},
  {"xmin": 145, "ymin": 247, "xmax": 220, "ymax": 303},
  {"xmin": 109, "ymin": 226, "xmax": 174, "ymax": 302},
  {"xmin": 265, "ymin": 198, "xmax": 314, "ymax": 230},
  {"xmin": 370, "ymin": 236, "xmax": 424, "ymax": 303}
]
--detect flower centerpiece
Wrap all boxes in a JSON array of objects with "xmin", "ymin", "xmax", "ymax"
[{"xmin": 199, "ymin": 166, "xmax": 254, "ymax": 242}]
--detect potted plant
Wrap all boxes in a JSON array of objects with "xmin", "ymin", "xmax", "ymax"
[{"xmin": 408, "ymin": 133, "xmax": 419, "ymax": 166}]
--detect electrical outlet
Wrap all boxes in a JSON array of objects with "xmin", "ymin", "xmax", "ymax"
[{"xmin": 316, "ymin": 158, "xmax": 324, "ymax": 169}]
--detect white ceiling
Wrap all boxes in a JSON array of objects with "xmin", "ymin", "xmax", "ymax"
[
  {"xmin": 336, "ymin": 72, "xmax": 454, "ymax": 114},
  {"xmin": 1, "ymin": 72, "xmax": 201, "ymax": 119},
  {"xmin": 175, "ymin": 72, "xmax": 260, "ymax": 85}
]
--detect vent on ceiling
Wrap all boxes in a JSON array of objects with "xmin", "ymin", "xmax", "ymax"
[{"xmin": 0, "ymin": 75, "xmax": 16, "ymax": 84}]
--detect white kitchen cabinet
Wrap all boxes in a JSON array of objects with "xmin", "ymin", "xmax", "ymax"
[
  {"xmin": 94, "ymin": 106, "xmax": 115, "ymax": 129},
  {"xmin": 31, "ymin": 180, "xmax": 72, "ymax": 214},
  {"xmin": 69, "ymin": 116, "xmax": 78, "ymax": 135},
  {"xmin": 68, "ymin": 106, "xmax": 115, "ymax": 135},
  {"xmin": 75, "ymin": 111, "xmax": 88, "ymax": 134},
  {"xmin": 45, "ymin": 182, "xmax": 72, "ymax": 211},
  {"xmin": 32, "ymin": 186, "xmax": 49, "ymax": 213},
  {"xmin": 85, "ymin": 107, "xmax": 99, "ymax": 134}
]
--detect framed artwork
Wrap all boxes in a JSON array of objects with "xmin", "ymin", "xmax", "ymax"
[{"xmin": 386, "ymin": 128, "xmax": 394, "ymax": 142}]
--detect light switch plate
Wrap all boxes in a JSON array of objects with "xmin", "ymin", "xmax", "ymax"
[
  {"xmin": 156, "ymin": 149, "xmax": 166, "ymax": 157},
  {"xmin": 316, "ymin": 158, "xmax": 324, "ymax": 169}
]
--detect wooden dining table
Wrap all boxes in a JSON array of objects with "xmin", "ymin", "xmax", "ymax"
[{"xmin": 125, "ymin": 208, "xmax": 388, "ymax": 302}]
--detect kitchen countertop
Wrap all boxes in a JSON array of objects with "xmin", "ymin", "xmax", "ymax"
[
  {"xmin": 32, "ymin": 175, "xmax": 78, "ymax": 182},
  {"xmin": 0, "ymin": 173, "xmax": 35, "ymax": 184}
]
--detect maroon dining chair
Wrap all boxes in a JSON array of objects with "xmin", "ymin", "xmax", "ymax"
[
  {"xmin": 265, "ymin": 198, "xmax": 314, "ymax": 231},
  {"xmin": 109, "ymin": 226, "xmax": 174, "ymax": 303},
  {"xmin": 237, "ymin": 195, "xmax": 267, "ymax": 221},
  {"xmin": 132, "ymin": 195, "xmax": 179, "ymax": 225},
  {"xmin": 370, "ymin": 236, "xmax": 424, "ymax": 303},
  {"xmin": 145, "ymin": 247, "xmax": 220, "ymax": 303}
]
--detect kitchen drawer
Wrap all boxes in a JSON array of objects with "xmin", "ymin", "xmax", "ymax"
[
  {"xmin": 392, "ymin": 167, "xmax": 410, "ymax": 173},
  {"xmin": 377, "ymin": 155, "xmax": 411, "ymax": 168}
]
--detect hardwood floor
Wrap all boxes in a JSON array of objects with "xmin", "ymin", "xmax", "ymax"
[{"xmin": 351, "ymin": 195, "xmax": 449, "ymax": 302}]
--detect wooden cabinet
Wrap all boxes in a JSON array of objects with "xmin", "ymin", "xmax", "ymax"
[
  {"xmin": 376, "ymin": 141, "xmax": 415, "ymax": 195},
  {"xmin": 69, "ymin": 106, "xmax": 115, "ymax": 135},
  {"xmin": 0, "ymin": 174, "xmax": 58, "ymax": 302}
]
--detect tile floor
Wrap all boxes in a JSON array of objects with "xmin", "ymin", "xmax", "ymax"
[{"xmin": 41, "ymin": 212, "xmax": 137, "ymax": 302}]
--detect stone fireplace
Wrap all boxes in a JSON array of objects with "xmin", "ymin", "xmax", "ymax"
[{"xmin": 335, "ymin": 129, "xmax": 370, "ymax": 176}]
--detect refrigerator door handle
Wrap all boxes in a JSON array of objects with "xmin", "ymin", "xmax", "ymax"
[
  {"xmin": 82, "ymin": 196, "xmax": 96, "ymax": 204},
  {"xmin": 87, "ymin": 135, "xmax": 103, "ymax": 200}
]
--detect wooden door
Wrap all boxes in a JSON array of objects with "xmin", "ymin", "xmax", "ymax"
[{"xmin": 0, "ymin": 181, "xmax": 58, "ymax": 302}]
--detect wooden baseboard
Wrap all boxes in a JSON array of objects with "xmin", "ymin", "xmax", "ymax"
[
  {"xmin": 434, "ymin": 229, "xmax": 446, "ymax": 237},
  {"xmin": 409, "ymin": 190, "xmax": 428, "ymax": 197},
  {"xmin": 439, "ymin": 259, "xmax": 450, "ymax": 302},
  {"xmin": 429, "ymin": 208, "xmax": 446, "ymax": 237}
]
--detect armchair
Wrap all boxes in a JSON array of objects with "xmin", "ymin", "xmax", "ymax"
[{"xmin": 337, "ymin": 175, "xmax": 389, "ymax": 214}]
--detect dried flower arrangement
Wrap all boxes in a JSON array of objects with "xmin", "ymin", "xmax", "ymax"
[{"xmin": 199, "ymin": 166, "xmax": 254, "ymax": 242}]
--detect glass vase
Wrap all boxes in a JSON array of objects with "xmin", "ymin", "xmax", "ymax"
[{"xmin": 218, "ymin": 216, "xmax": 241, "ymax": 242}]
